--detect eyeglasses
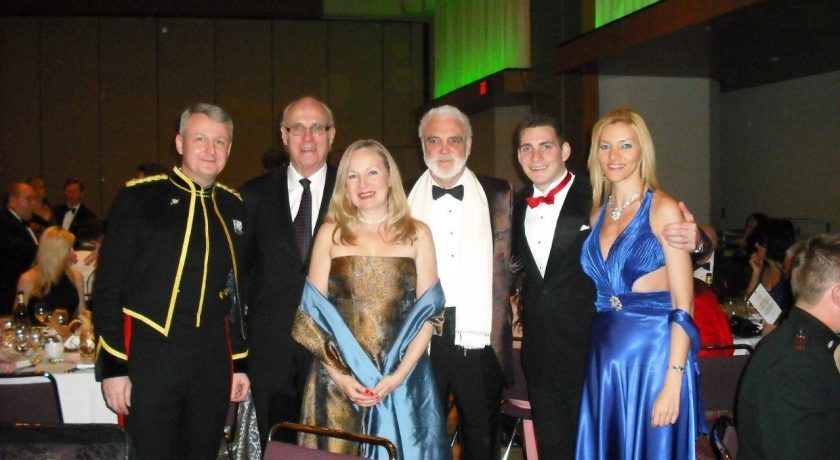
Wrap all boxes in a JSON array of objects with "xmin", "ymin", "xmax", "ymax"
[{"xmin": 283, "ymin": 123, "xmax": 333, "ymax": 137}]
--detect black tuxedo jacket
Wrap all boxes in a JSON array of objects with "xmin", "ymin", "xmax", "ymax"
[
  {"xmin": 240, "ymin": 166, "xmax": 336, "ymax": 382},
  {"xmin": 406, "ymin": 174, "xmax": 514, "ymax": 384},
  {"xmin": 53, "ymin": 203, "xmax": 98, "ymax": 240},
  {"xmin": 512, "ymin": 176, "xmax": 595, "ymax": 386},
  {"xmin": 0, "ymin": 208, "xmax": 38, "ymax": 314}
]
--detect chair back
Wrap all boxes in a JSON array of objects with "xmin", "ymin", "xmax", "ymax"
[
  {"xmin": 268, "ymin": 421, "xmax": 397, "ymax": 460},
  {"xmin": 500, "ymin": 347, "xmax": 531, "ymax": 419},
  {"xmin": 698, "ymin": 353, "xmax": 751, "ymax": 414},
  {"xmin": 711, "ymin": 414, "xmax": 738, "ymax": 460},
  {"xmin": 0, "ymin": 371, "xmax": 63, "ymax": 424},
  {"xmin": 264, "ymin": 441, "xmax": 362, "ymax": 459},
  {"xmin": 0, "ymin": 423, "xmax": 136, "ymax": 459}
]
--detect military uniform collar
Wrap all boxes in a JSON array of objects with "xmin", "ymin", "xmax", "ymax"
[
  {"xmin": 170, "ymin": 166, "xmax": 215, "ymax": 197},
  {"xmin": 789, "ymin": 307, "xmax": 840, "ymax": 354}
]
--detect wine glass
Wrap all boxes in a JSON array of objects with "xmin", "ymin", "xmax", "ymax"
[
  {"xmin": 13, "ymin": 327, "xmax": 30, "ymax": 354},
  {"xmin": 79, "ymin": 331, "xmax": 96, "ymax": 359},
  {"xmin": 52, "ymin": 308, "xmax": 69, "ymax": 326},
  {"xmin": 28, "ymin": 328, "xmax": 44, "ymax": 352},
  {"xmin": 32, "ymin": 303, "xmax": 49, "ymax": 326}
]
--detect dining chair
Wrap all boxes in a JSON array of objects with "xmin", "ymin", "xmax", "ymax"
[
  {"xmin": 698, "ymin": 345, "xmax": 753, "ymax": 415},
  {"xmin": 266, "ymin": 421, "xmax": 397, "ymax": 460},
  {"xmin": 500, "ymin": 344, "xmax": 537, "ymax": 460},
  {"xmin": 0, "ymin": 371, "xmax": 63, "ymax": 424},
  {"xmin": 710, "ymin": 414, "xmax": 738, "ymax": 460},
  {"xmin": 0, "ymin": 423, "xmax": 136, "ymax": 459}
]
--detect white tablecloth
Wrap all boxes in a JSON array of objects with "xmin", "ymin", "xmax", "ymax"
[{"xmin": 24, "ymin": 351, "xmax": 117, "ymax": 424}]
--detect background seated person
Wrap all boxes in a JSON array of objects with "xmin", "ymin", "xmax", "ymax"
[
  {"xmin": 745, "ymin": 218, "xmax": 795, "ymax": 317},
  {"xmin": 15, "ymin": 226, "xmax": 87, "ymax": 319}
]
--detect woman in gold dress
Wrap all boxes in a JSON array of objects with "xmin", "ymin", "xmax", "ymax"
[{"xmin": 292, "ymin": 139, "xmax": 449, "ymax": 459}]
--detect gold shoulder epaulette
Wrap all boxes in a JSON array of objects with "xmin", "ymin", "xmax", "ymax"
[
  {"xmin": 125, "ymin": 174, "xmax": 167, "ymax": 187},
  {"xmin": 216, "ymin": 182, "xmax": 243, "ymax": 201}
]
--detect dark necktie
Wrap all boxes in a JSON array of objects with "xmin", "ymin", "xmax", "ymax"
[
  {"xmin": 526, "ymin": 171, "xmax": 573, "ymax": 208},
  {"xmin": 432, "ymin": 184, "xmax": 464, "ymax": 201},
  {"xmin": 293, "ymin": 178, "xmax": 312, "ymax": 260}
]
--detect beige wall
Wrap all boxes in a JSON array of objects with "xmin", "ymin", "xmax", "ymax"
[
  {"xmin": 0, "ymin": 16, "xmax": 426, "ymax": 215},
  {"xmin": 598, "ymin": 75, "xmax": 715, "ymax": 224},
  {"xmin": 719, "ymin": 70, "xmax": 840, "ymax": 233},
  {"xmin": 468, "ymin": 104, "xmax": 531, "ymax": 191}
]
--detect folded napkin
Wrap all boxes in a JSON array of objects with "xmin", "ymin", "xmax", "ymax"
[
  {"xmin": 75, "ymin": 362, "xmax": 95, "ymax": 369},
  {"xmin": 64, "ymin": 334, "xmax": 80, "ymax": 350}
]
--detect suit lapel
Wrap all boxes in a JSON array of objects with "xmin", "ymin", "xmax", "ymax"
[
  {"xmin": 542, "ymin": 180, "xmax": 589, "ymax": 281},
  {"xmin": 272, "ymin": 168, "xmax": 300, "ymax": 261}
]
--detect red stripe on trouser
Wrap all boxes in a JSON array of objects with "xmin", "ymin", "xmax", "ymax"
[{"xmin": 118, "ymin": 314, "xmax": 133, "ymax": 428}]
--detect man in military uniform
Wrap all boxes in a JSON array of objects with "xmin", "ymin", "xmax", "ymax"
[
  {"xmin": 737, "ymin": 233, "xmax": 840, "ymax": 459},
  {"xmin": 95, "ymin": 103, "xmax": 249, "ymax": 459}
]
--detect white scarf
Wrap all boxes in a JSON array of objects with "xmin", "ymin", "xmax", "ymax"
[{"xmin": 407, "ymin": 168, "xmax": 493, "ymax": 349}]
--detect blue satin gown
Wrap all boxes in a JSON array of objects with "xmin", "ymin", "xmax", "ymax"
[{"xmin": 576, "ymin": 190, "xmax": 706, "ymax": 460}]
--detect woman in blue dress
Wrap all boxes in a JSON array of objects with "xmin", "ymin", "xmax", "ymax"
[
  {"xmin": 292, "ymin": 139, "xmax": 450, "ymax": 459},
  {"xmin": 576, "ymin": 109, "xmax": 706, "ymax": 459}
]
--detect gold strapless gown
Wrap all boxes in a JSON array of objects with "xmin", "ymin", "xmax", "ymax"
[{"xmin": 292, "ymin": 256, "xmax": 443, "ymax": 454}]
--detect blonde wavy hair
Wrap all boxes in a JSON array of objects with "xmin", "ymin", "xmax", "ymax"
[
  {"xmin": 588, "ymin": 108, "xmax": 659, "ymax": 210},
  {"xmin": 327, "ymin": 139, "xmax": 418, "ymax": 246},
  {"xmin": 32, "ymin": 226, "xmax": 75, "ymax": 298}
]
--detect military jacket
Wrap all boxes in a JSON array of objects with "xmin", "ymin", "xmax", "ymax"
[{"xmin": 95, "ymin": 167, "xmax": 248, "ymax": 379}]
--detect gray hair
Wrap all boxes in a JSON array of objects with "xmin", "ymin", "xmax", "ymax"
[
  {"xmin": 417, "ymin": 105, "xmax": 473, "ymax": 140},
  {"xmin": 179, "ymin": 103, "xmax": 233, "ymax": 140}
]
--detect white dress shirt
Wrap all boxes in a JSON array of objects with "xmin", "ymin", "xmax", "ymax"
[
  {"xmin": 287, "ymin": 163, "xmax": 328, "ymax": 234},
  {"xmin": 427, "ymin": 176, "xmax": 466, "ymax": 309},
  {"xmin": 61, "ymin": 205, "xmax": 78, "ymax": 230},
  {"xmin": 524, "ymin": 171, "xmax": 575, "ymax": 277}
]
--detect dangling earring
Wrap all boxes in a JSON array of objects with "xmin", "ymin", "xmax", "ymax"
[{"xmin": 601, "ymin": 175, "xmax": 606, "ymax": 182}]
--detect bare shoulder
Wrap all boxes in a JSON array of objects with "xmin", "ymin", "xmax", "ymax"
[
  {"xmin": 412, "ymin": 219, "xmax": 432, "ymax": 241},
  {"xmin": 316, "ymin": 221, "xmax": 337, "ymax": 239},
  {"xmin": 650, "ymin": 190, "xmax": 683, "ymax": 229}
]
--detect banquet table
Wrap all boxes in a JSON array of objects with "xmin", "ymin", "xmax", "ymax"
[{"xmin": 18, "ymin": 351, "xmax": 117, "ymax": 424}]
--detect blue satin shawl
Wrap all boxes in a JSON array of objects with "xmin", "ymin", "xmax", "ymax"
[{"xmin": 299, "ymin": 279, "xmax": 449, "ymax": 460}]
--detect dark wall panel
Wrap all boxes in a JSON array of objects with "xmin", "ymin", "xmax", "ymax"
[
  {"xmin": 215, "ymin": 19, "xmax": 273, "ymax": 187},
  {"xmin": 328, "ymin": 22, "xmax": 383, "ymax": 151},
  {"xmin": 0, "ymin": 17, "xmax": 41, "ymax": 187},
  {"xmin": 157, "ymin": 18, "xmax": 215, "ymax": 163},
  {"xmin": 383, "ymin": 22, "xmax": 413, "ymax": 147},
  {"xmin": 99, "ymin": 17, "xmax": 158, "ymax": 208},
  {"xmin": 272, "ymin": 20, "xmax": 329, "ymax": 147},
  {"xmin": 40, "ymin": 17, "xmax": 101, "ymax": 212}
]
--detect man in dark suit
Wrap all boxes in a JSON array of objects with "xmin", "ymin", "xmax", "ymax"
[
  {"xmin": 53, "ymin": 178, "xmax": 98, "ymax": 245},
  {"xmin": 512, "ymin": 114, "xmax": 707, "ymax": 458},
  {"xmin": 737, "ymin": 233, "xmax": 840, "ymax": 460},
  {"xmin": 240, "ymin": 96, "xmax": 337, "ymax": 444},
  {"xmin": 406, "ymin": 105, "xmax": 512, "ymax": 460},
  {"xmin": 0, "ymin": 181, "xmax": 38, "ymax": 314}
]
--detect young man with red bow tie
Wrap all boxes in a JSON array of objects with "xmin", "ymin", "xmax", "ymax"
[{"xmin": 512, "ymin": 114, "xmax": 705, "ymax": 458}]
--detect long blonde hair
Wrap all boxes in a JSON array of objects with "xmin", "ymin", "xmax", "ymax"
[
  {"xmin": 32, "ymin": 226, "xmax": 75, "ymax": 298},
  {"xmin": 588, "ymin": 108, "xmax": 659, "ymax": 210},
  {"xmin": 327, "ymin": 139, "xmax": 418, "ymax": 246}
]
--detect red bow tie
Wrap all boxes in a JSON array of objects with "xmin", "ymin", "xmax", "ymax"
[{"xmin": 526, "ymin": 172, "xmax": 573, "ymax": 208}]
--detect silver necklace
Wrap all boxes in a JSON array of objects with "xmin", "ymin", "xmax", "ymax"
[{"xmin": 607, "ymin": 192, "xmax": 640, "ymax": 221}]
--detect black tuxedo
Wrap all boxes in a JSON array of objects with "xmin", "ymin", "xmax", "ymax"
[
  {"xmin": 406, "ymin": 174, "xmax": 513, "ymax": 460},
  {"xmin": 240, "ymin": 165, "xmax": 336, "ymax": 444},
  {"xmin": 0, "ymin": 208, "xmax": 38, "ymax": 314},
  {"xmin": 512, "ymin": 175, "xmax": 596, "ymax": 459},
  {"xmin": 53, "ymin": 202, "xmax": 98, "ymax": 243}
]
